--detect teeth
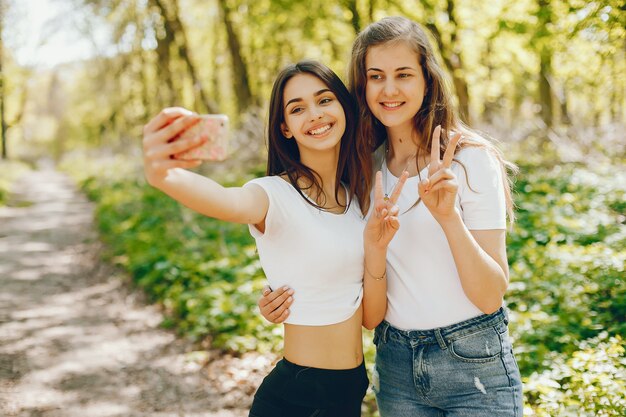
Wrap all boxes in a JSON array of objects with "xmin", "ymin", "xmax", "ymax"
[
  {"xmin": 383, "ymin": 102, "xmax": 402, "ymax": 108},
  {"xmin": 309, "ymin": 124, "xmax": 332, "ymax": 135}
]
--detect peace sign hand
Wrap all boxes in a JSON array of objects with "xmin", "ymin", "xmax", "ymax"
[
  {"xmin": 364, "ymin": 170, "xmax": 409, "ymax": 250},
  {"xmin": 418, "ymin": 125, "xmax": 462, "ymax": 221}
]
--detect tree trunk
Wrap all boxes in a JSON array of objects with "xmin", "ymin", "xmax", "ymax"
[
  {"xmin": 424, "ymin": 21, "xmax": 470, "ymax": 124},
  {"xmin": 368, "ymin": 0, "xmax": 376, "ymax": 26},
  {"xmin": 537, "ymin": 0, "xmax": 554, "ymax": 128},
  {"xmin": 445, "ymin": 0, "xmax": 470, "ymax": 123},
  {"xmin": 151, "ymin": 0, "xmax": 176, "ymax": 106},
  {"xmin": 154, "ymin": 0, "xmax": 216, "ymax": 113},
  {"xmin": 538, "ymin": 48, "xmax": 554, "ymax": 127},
  {"xmin": 217, "ymin": 0, "xmax": 253, "ymax": 112},
  {"xmin": 343, "ymin": 0, "xmax": 361, "ymax": 34}
]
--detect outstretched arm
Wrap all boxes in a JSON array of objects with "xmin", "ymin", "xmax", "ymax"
[{"xmin": 143, "ymin": 107, "xmax": 268, "ymax": 227}]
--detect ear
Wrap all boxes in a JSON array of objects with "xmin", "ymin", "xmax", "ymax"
[{"xmin": 281, "ymin": 123, "xmax": 293, "ymax": 139}]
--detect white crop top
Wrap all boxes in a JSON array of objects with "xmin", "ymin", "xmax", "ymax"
[
  {"xmin": 244, "ymin": 176, "xmax": 366, "ymax": 326},
  {"xmin": 378, "ymin": 146, "xmax": 507, "ymax": 330}
]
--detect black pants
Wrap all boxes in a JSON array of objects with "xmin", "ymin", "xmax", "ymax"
[{"xmin": 249, "ymin": 358, "xmax": 368, "ymax": 417}]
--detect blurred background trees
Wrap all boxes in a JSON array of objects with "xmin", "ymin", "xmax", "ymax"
[{"xmin": 1, "ymin": 0, "xmax": 624, "ymax": 163}]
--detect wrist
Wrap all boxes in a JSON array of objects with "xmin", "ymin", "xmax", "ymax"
[
  {"xmin": 363, "ymin": 260, "xmax": 387, "ymax": 281},
  {"xmin": 364, "ymin": 244, "xmax": 387, "ymax": 257},
  {"xmin": 434, "ymin": 207, "xmax": 463, "ymax": 229}
]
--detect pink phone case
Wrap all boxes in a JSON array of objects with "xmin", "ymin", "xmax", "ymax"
[{"xmin": 176, "ymin": 115, "xmax": 229, "ymax": 161}]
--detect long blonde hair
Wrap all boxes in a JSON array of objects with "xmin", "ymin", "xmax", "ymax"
[{"xmin": 349, "ymin": 16, "xmax": 517, "ymax": 221}]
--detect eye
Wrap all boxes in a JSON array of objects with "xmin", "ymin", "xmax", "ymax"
[
  {"xmin": 289, "ymin": 106, "xmax": 304, "ymax": 114},
  {"xmin": 368, "ymin": 74, "xmax": 383, "ymax": 81},
  {"xmin": 398, "ymin": 73, "xmax": 412, "ymax": 79},
  {"xmin": 319, "ymin": 97, "xmax": 333, "ymax": 105}
]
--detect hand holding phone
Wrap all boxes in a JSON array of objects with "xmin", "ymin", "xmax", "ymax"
[{"xmin": 175, "ymin": 114, "xmax": 229, "ymax": 161}]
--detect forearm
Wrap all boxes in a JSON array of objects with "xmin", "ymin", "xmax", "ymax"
[
  {"xmin": 439, "ymin": 210, "xmax": 508, "ymax": 314},
  {"xmin": 362, "ymin": 245, "xmax": 388, "ymax": 330},
  {"xmin": 152, "ymin": 168, "xmax": 260, "ymax": 224}
]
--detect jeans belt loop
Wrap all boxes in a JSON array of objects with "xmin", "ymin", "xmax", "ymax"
[
  {"xmin": 502, "ymin": 307, "xmax": 509, "ymax": 325},
  {"xmin": 382, "ymin": 321, "xmax": 390, "ymax": 344},
  {"xmin": 434, "ymin": 328, "xmax": 447, "ymax": 350}
]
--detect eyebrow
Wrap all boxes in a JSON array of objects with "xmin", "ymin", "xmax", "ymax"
[
  {"xmin": 284, "ymin": 89, "xmax": 332, "ymax": 109},
  {"xmin": 367, "ymin": 66, "xmax": 416, "ymax": 72}
]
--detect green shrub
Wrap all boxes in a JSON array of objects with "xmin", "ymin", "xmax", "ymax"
[
  {"xmin": 523, "ymin": 334, "xmax": 626, "ymax": 417},
  {"xmin": 507, "ymin": 164, "xmax": 626, "ymax": 374}
]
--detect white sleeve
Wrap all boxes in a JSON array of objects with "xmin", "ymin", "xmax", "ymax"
[
  {"xmin": 243, "ymin": 177, "xmax": 285, "ymax": 238},
  {"xmin": 454, "ymin": 147, "xmax": 507, "ymax": 230}
]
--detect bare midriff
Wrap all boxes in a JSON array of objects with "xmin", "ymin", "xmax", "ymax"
[{"xmin": 282, "ymin": 304, "xmax": 363, "ymax": 370}]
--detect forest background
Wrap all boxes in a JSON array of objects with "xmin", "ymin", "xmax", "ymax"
[{"xmin": 1, "ymin": 0, "xmax": 625, "ymax": 416}]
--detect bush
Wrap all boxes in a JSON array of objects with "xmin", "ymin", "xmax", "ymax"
[
  {"xmin": 523, "ymin": 334, "xmax": 626, "ymax": 417},
  {"xmin": 506, "ymin": 163, "xmax": 626, "ymax": 374}
]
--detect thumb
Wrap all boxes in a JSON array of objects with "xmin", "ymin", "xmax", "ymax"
[{"xmin": 418, "ymin": 179, "xmax": 429, "ymax": 196}]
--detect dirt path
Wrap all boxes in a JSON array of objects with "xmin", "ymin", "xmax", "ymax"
[{"xmin": 0, "ymin": 168, "xmax": 271, "ymax": 417}]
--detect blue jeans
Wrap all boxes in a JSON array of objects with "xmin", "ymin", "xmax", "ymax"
[{"xmin": 373, "ymin": 308, "xmax": 523, "ymax": 417}]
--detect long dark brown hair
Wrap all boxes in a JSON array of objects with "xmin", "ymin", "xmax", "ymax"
[
  {"xmin": 348, "ymin": 16, "xmax": 516, "ymax": 221},
  {"xmin": 267, "ymin": 60, "xmax": 371, "ymax": 214}
]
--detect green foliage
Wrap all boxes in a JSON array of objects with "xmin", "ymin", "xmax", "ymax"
[
  {"xmin": 507, "ymin": 162, "xmax": 626, "ymax": 375},
  {"xmin": 523, "ymin": 334, "xmax": 626, "ymax": 417}
]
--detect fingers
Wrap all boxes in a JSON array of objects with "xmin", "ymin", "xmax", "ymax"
[
  {"xmin": 386, "ymin": 215, "xmax": 400, "ymax": 230},
  {"xmin": 264, "ymin": 291, "xmax": 294, "ymax": 323},
  {"xmin": 418, "ymin": 169, "xmax": 457, "ymax": 197},
  {"xmin": 442, "ymin": 132, "xmax": 462, "ymax": 168},
  {"xmin": 425, "ymin": 178, "xmax": 458, "ymax": 194},
  {"xmin": 259, "ymin": 285, "xmax": 294, "ymax": 308},
  {"xmin": 171, "ymin": 134, "xmax": 209, "ymax": 160},
  {"xmin": 389, "ymin": 170, "xmax": 409, "ymax": 205},
  {"xmin": 270, "ymin": 307, "xmax": 291, "ymax": 323},
  {"xmin": 258, "ymin": 286, "xmax": 294, "ymax": 324},
  {"xmin": 424, "ymin": 168, "xmax": 454, "ymax": 190},
  {"xmin": 262, "ymin": 285, "xmax": 272, "ymax": 297},
  {"xmin": 144, "ymin": 115, "xmax": 201, "ymax": 151},
  {"xmin": 374, "ymin": 171, "xmax": 383, "ymax": 203},
  {"xmin": 143, "ymin": 107, "xmax": 194, "ymax": 136}
]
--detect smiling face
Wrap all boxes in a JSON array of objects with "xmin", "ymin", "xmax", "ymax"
[
  {"xmin": 365, "ymin": 41, "xmax": 426, "ymax": 132},
  {"xmin": 281, "ymin": 73, "xmax": 346, "ymax": 157}
]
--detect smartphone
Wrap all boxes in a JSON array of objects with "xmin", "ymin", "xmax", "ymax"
[{"xmin": 175, "ymin": 114, "xmax": 229, "ymax": 161}]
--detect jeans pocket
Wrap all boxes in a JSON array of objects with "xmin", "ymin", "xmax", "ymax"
[{"xmin": 449, "ymin": 327, "xmax": 503, "ymax": 363}]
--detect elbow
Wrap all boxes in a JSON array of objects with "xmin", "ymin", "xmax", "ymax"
[
  {"xmin": 362, "ymin": 313, "xmax": 384, "ymax": 331},
  {"xmin": 363, "ymin": 319, "xmax": 381, "ymax": 331},
  {"xmin": 478, "ymin": 296, "xmax": 504, "ymax": 315}
]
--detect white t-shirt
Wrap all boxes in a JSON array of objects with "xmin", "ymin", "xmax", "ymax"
[
  {"xmin": 380, "ymin": 146, "xmax": 506, "ymax": 330},
  {"xmin": 245, "ymin": 176, "xmax": 366, "ymax": 326}
]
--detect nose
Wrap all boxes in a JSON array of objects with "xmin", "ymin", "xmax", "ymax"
[
  {"xmin": 383, "ymin": 79, "xmax": 399, "ymax": 96},
  {"xmin": 310, "ymin": 106, "xmax": 324, "ymax": 121}
]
